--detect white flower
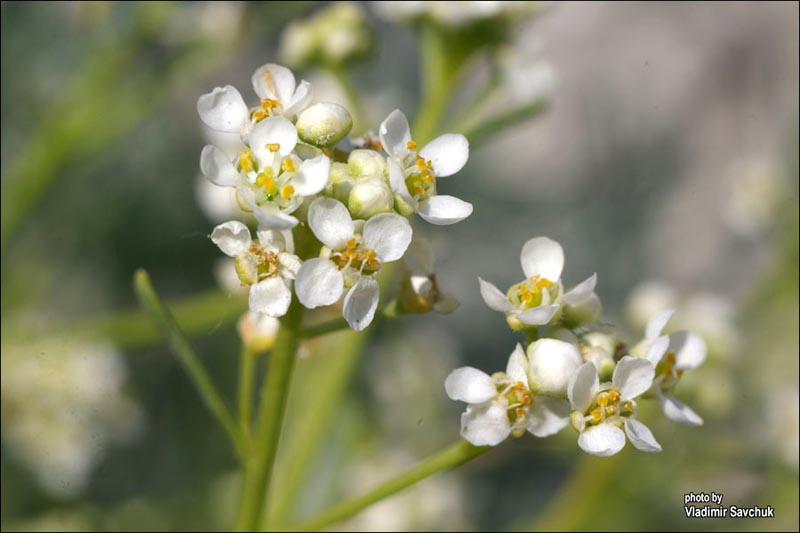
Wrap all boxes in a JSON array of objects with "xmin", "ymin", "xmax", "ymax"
[
  {"xmin": 210, "ymin": 221, "xmax": 301, "ymax": 317},
  {"xmin": 197, "ymin": 63, "xmax": 313, "ymax": 137},
  {"xmin": 399, "ymin": 237, "xmax": 459, "ymax": 314},
  {"xmin": 237, "ymin": 311, "xmax": 280, "ymax": 354},
  {"xmin": 568, "ymin": 358, "xmax": 662, "ymax": 456},
  {"xmin": 294, "ymin": 198, "xmax": 412, "ymax": 331},
  {"xmin": 379, "ymin": 109, "xmax": 473, "ymax": 225},
  {"xmin": 200, "ymin": 116, "xmax": 330, "ymax": 229},
  {"xmin": 478, "ymin": 236, "xmax": 597, "ymax": 328},
  {"xmin": 639, "ymin": 311, "xmax": 707, "ymax": 426},
  {"xmin": 445, "ymin": 341, "xmax": 579, "ymax": 446}
]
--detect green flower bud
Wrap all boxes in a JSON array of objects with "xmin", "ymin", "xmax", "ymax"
[
  {"xmin": 296, "ymin": 102, "xmax": 353, "ymax": 148},
  {"xmin": 326, "ymin": 162, "xmax": 356, "ymax": 203},
  {"xmin": 348, "ymin": 177, "xmax": 394, "ymax": 219},
  {"xmin": 348, "ymin": 149, "xmax": 387, "ymax": 178}
]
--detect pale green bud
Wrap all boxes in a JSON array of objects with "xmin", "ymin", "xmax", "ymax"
[
  {"xmin": 348, "ymin": 149, "xmax": 387, "ymax": 178},
  {"xmin": 562, "ymin": 293, "xmax": 603, "ymax": 328},
  {"xmin": 348, "ymin": 177, "xmax": 394, "ymax": 219},
  {"xmin": 296, "ymin": 102, "xmax": 353, "ymax": 148},
  {"xmin": 326, "ymin": 162, "xmax": 356, "ymax": 203}
]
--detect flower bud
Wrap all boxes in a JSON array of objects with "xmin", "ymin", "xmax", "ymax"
[
  {"xmin": 296, "ymin": 102, "xmax": 353, "ymax": 147},
  {"xmin": 526, "ymin": 339, "xmax": 582, "ymax": 397},
  {"xmin": 348, "ymin": 177, "xmax": 393, "ymax": 219},
  {"xmin": 325, "ymin": 162, "xmax": 356, "ymax": 203},
  {"xmin": 562, "ymin": 292, "xmax": 602, "ymax": 327},
  {"xmin": 348, "ymin": 149, "xmax": 387, "ymax": 178},
  {"xmin": 237, "ymin": 312, "xmax": 280, "ymax": 354}
]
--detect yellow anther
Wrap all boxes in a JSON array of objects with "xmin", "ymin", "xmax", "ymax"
[
  {"xmin": 597, "ymin": 395, "xmax": 609, "ymax": 407},
  {"xmin": 281, "ymin": 158, "xmax": 296, "ymax": 173},
  {"xmin": 416, "ymin": 157, "xmax": 427, "ymax": 170},
  {"xmin": 407, "ymin": 140, "xmax": 417, "ymax": 151},
  {"xmin": 280, "ymin": 184, "xmax": 295, "ymax": 199},
  {"xmin": 607, "ymin": 388, "xmax": 621, "ymax": 403},
  {"xmin": 266, "ymin": 143, "xmax": 280, "ymax": 153},
  {"xmin": 624, "ymin": 401, "xmax": 634, "ymax": 412},
  {"xmin": 261, "ymin": 99, "xmax": 279, "ymax": 111},
  {"xmin": 521, "ymin": 393, "xmax": 532, "ymax": 406},
  {"xmin": 414, "ymin": 185, "xmax": 425, "ymax": 196},
  {"xmin": 591, "ymin": 409, "xmax": 603, "ymax": 422},
  {"xmin": 346, "ymin": 238, "xmax": 357, "ymax": 249},
  {"xmin": 515, "ymin": 407, "xmax": 526, "ymax": 417},
  {"xmin": 533, "ymin": 277, "xmax": 554, "ymax": 289},
  {"xmin": 256, "ymin": 173, "xmax": 276, "ymax": 192},
  {"xmin": 239, "ymin": 149, "xmax": 255, "ymax": 173},
  {"xmin": 605, "ymin": 405, "xmax": 616, "ymax": 416},
  {"xmin": 422, "ymin": 171, "xmax": 435, "ymax": 184}
]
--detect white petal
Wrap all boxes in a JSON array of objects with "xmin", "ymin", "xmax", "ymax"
[
  {"xmin": 516, "ymin": 305, "xmax": 560, "ymax": 326},
  {"xmin": 505, "ymin": 343, "xmax": 528, "ymax": 387},
  {"xmin": 197, "ymin": 85, "xmax": 248, "ymax": 133},
  {"xmin": 520, "ymin": 237, "xmax": 564, "ymax": 281},
  {"xmin": 670, "ymin": 331, "xmax": 707, "ymax": 371},
  {"xmin": 404, "ymin": 236, "xmax": 433, "ymax": 273},
  {"xmin": 294, "ymin": 258, "xmax": 343, "ymax": 308},
  {"xmin": 255, "ymin": 229, "xmax": 287, "ymax": 251},
  {"xmin": 419, "ymin": 133, "xmax": 469, "ymax": 177},
  {"xmin": 624, "ymin": 419, "xmax": 662, "ymax": 453},
  {"xmin": 251, "ymin": 63, "xmax": 296, "ymax": 103},
  {"xmin": 460, "ymin": 402, "xmax": 511, "ymax": 446},
  {"xmin": 388, "ymin": 157, "xmax": 416, "ymax": 207},
  {"xmin": 210, "ymin": 221, "xmax": 251, "ymax": 257},
  {"xmin": 248, "ymin": 277, "xmax": 292, "ymax": 317},
  {"xmin": 293, "ymin": 155, "xmax": 330, "ymax": 196},
  {"xmin": 645, "ymin": 309, "xmax": 675, "ymax": 340},
  {"xmin": 254, "ymin": 208, "xmax": 299, "ymax": 230},
  {"xmin": 343, "ymin": 278, "xmax": 380, "ymax": 331},
  {"xmin": 284, "ymin": 80, "xmax": 313, "ymax": 118},
  {"xmin": 307, "ymin": 197, "xmax": 354, "ymax": 250},
  {"xmin": 527, "ymin": 397, "xmax": 570, "ymax": 438},
  {"xmin": 578, "ymin": 424, "xmax": 626, "ymax": 456},
  {"xmin": 561, "ymin": 273, "xmax": 598, "ymax": 305},
  {"xmin": 478, "ymin": 278, "xmax": 514, "ymax": 312},
  {"xmin": 362, "ymin": 213, "xmax": 413, "ymax": 262},
  {"xmin": 418, "ymin": 195, "xmax": 473, "ymax": 225},
  {"xmin": 200, "ymin": 145, "xmax": 239, "ymax": 187},
  {"xmin": 568, "ymin": 362, "xmax": 599, "ymax": 412},
  {"xmin": 613, "ymin": 356, "xmax": 655, "ymax": 401},
  {"xmin": 645, "ymin": 335, "xmax": 670, "ymax": 366},
  {"xmin": 277, "ymin": 252, "xmax": 302, "ymax": 280},
  {"xmin": 444, "ymin": 367, "xmax": 497, "ymax": 403},
  {"xmin": 527, "ymin": 338, "xmax": 582, "ymax": 396},
  {"xmin": 658, "ymin": 393, "xmax": 704, "ymax": 426},
  {"xmin": 378, "ymin": 109, "xmax": 411, "ymax": 158},
  {"xmin": 249, "ymin": 116, "xmax": 298, "ymax": 163}
]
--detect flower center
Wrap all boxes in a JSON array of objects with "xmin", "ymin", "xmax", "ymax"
[
  {"xmin": 250, "ymin": 244, "xmax": 281, "ymax": 279},
  {"xmin": 509, "ymin": 275, "xmax": 555, "ymax": 309},
  {"xmin": 331, "ymin": 238, "xmax": 381, "ymax": 275},
  {"xmin": 252, "ymin": 98, "xmax": 281, "ymax": 122},
  {"xmin": 583, "ymin": 387, "xmax": 635, "ymax": 427},
  {"xmin": 654, "ymin": 351, "xmax": 683, "ymax": 391}
]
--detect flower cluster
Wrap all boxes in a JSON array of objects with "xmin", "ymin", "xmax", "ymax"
[
  {"xmin": 447, "ymin": 237, "xmax": 707, "ymax": 456},
  {"xmin": 198, "ymin": 63, "xmax": 472, "ymax": 330}
]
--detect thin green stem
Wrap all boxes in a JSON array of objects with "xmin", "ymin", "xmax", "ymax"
[
  {"xmin": 412, "ymin": 22, "xmax": 460, "ymax": 144},
  {"xmin": 287, "ymin": 440, "xmax": 489, "ymax": 532},
  {"xmin": 299, "ymin": 299, "xmax": 400, "ymax": 339},
  {"xmin": 133, "ymin": 270, "xmax": 244, "ymax": 459},
  {"xmin": 463, "ymin": 100, "xmax": 548, "ymax": 148},
  {"xmin": 329, "ymin": 67, "xmax": 367, "ymax": 135},
  {"xmin": 238, "ymin": 346, "xmax": 257, "ymax": 447},
  {"xmin": 235, "ymin": 300, "xmax": 304, "ymax": 531}
]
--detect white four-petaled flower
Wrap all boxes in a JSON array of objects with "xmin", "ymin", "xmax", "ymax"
[
  {"xmin": 211, "ymin": 221, "xmax": 301, "ymax": 317},
  {"xmin": 380, "ymin": 110, "xmax": 473, "ymax": 225},
  {"xmin": 479, "ymin": 236, "xmax": 597, "ymax": 328},
  {"xmin": 567, "ymin": 357, "xmax": 662, "ymax": 456},
  {"xmin": 295, "ymin": 198, "xmax": 412, "ymax": 331},
  {"xmin": 444, "ymin": 339, "xmax": 581, "ymax": 446}
]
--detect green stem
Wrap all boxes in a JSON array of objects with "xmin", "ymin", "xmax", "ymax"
[
  {"xmin": 235, "ymin": 300, "xmax": 304, "ymax": 531},
  {"xmin": 463, "ymin": 100, "xmax": 548, "ymax": 148},
  {"xmin": 288, "ymin": 440, "xmax": 490, "ymax": 532},
  {"xmin": 412, "ymin": 22, "xmax": 460, "ymax": 144},
  {"xmin": 299, "ymin": 299, "xmax": 400, "ymax": 339},
  {"xmin": 329, "ymin": 67, "xmax": 368, "ymax": 135},
  {"xmin": 238, "ymin": 346, "xmax": 257, "ymax": 447},
  {"xmin": 133, "ymin": 270, "xmax": 244, "ymax": 459}
]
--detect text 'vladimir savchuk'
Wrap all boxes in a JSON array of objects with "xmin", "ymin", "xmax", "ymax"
[{"xmin": 684, "ymin": 492, "xmax": 775, "ymax": 518}]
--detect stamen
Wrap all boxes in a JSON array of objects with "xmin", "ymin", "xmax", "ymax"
[
  {"xmin": 239, "ymin": 149, "xmax": 255, "ymax": 173},
  {"xmin": 515, "ymin": 407, "xmax": 526, "ymax": 417},
  {"xmin": 591, "ymin": 409, "xmax": 603, "ymax": 422},
  {"xmin": 406, "ymin": 140, "xmax": 417, "ymax": 151},
  {"xmin": 280, "ymin": 184, "xmax": 295, "ymax": 199},
  {"xmin": 266, "ymin": 143, "xmax": 280, "ymax": 153},
  {"xmin": 281, "ymin": 158, "xmax": 296, "ymax": 173}
]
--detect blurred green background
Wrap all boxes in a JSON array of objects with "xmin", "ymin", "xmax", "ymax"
[{"xmin": 1, "ymin": 2, "xmax": 798, "ymax": 531}]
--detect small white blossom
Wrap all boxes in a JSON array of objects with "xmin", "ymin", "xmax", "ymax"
[
  {"xmin": 379, "ymin": 109, "xmax": 473, "ymax": 225},
  {"xmin": 200, "ymin": 116, "xmax": 330, "ymax": 229},
  {"xmin": 637, "ymin": 310, "xmax": 707, "ymax": 426},
  {"xmin": 399, "ymin": 237, "xmax": 459, "ymax": 314},
  {"xmin": 445, "ymin": 340, "xmax": 580, "ymax": 446},
  {"xmin": 237, "ymin": 311, "xmax": 280, "ymax": 354},
  {"xmin": 210, "ymin": 221, "xmax": 301, "ymax": 317},
  {"xmin": 295, "ymin": 198, "xmax": 412, "ymax": 331},
  {"xmin": 197, "ymin": 63, "xmax": 313, "ymax": 137},
  {"xmin": 568, "ymin": 358, "xmax": 662, "ymax": 456},
  {"xmin": 479, "ymin": 236, "xmax": 597, "ymax": 328}
]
